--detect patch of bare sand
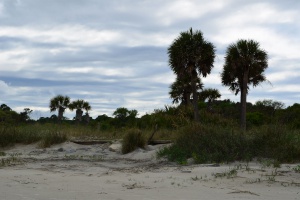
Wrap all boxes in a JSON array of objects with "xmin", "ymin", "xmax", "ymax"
[{"xmin": 1, "ymin": 141, "xmax": 300, "ymax": 200}]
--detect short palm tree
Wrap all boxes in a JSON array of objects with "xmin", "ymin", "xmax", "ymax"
[
  {"xmin": 221, "ymin": 39, "xmax": 268, "ymax": 130},
  {"xmin": 198, "ymin": 88, "xmax": 221, "ymax": 103},
  {"xmin": 169, "ymin": 76, "xmax": 203, "ymax": 106},
  {"xmin": 49, "ymin": 95, "xmax": 71, "ymax": 123},
  {"xmin": 168, "ymin": 28, "xmax": 215, "ymax": 121},
  {"xmin": 198, "ymin": 88, "xmax": 221, "ymax": 112},
  {"xmin": 69, "ymin": 100, "xmax": 91, "ymax": 124}
]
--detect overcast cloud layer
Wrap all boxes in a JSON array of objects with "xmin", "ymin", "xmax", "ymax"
[{"xmin": 0, "ymin": 0, "xmax": 299, "ymax": 119}]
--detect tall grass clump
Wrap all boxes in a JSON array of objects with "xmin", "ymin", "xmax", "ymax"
[
  {"xmin": 0, "ymin": 126, "xmax": 44, "ymax": 147},
  {"xmin": 0, "ymin": 125, "xmax": 68, "ymax": 148},
  {"xmin": 0, "ymin": 127, "xmax": 19, "ymax": 147},
  {"xmin": 122, "ymin": 129, "xmax": 146, "ymax": 154},
  {"xmin": 249, "ymin": 125, "xmax": 300, "ymax": 162},
  {"xmin": 39, "ymin": 131, "xmax": 67, "ymax": 148}
]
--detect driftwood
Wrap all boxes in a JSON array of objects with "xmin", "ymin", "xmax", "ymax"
[
  {"xmin": 70, "ymin": 124, "xmax": 172, "ymax": 146},
  {"xmin": 147, "ymin": 124, "xmax": 172, "ymax": 145},
  {"xmin": 147, "ymin": 124, "xmax": 158, "ymax": 144},
  {"xmin": 148, "ymin": 140, "xmax": 172, "ymax": 145},
  {"xmin": 70, "ymin": 140, "xmax": 112, "ymax": 145}
]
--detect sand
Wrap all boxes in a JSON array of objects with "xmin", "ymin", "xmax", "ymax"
[{"xmin": 1, "ymin": 141, "xmax": 300, "ymax": 200}]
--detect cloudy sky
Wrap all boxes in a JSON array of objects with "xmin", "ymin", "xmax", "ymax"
[{"xmin": 0, "ymin": 0, "xmax": 299, "ymax": 119}]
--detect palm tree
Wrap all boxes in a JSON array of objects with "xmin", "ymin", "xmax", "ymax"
[
  {"xmin": 49, "ymin": 95, "xmax": 70, "ymax": 123},
  {"xmin": 198, "ymin": 88, "xmax": 221, "ymax": 112},
  {"xmin": 198, "ymin": 88, "xmax": 221, "ymax": 103},
  {"xmin": 69, "ymin": 99, "xmax": 91, "ymax": 124},
  {"xmin": 168, "ymin": 28, "xmax": 215, "ymax": 121},
  {"xmin": 221, "ymin": 39, "xmax": 268, "ymax": 130},
  {"xmin": 169, "ymin": 76, "xmax": 203, "ymax": 106}
]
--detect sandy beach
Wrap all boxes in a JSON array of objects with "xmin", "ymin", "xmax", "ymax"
[{"xmin": 1, "ymin": 141, "xmax": 300, "ymax": 200}]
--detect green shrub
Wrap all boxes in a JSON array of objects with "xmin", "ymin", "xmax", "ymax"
[
  {"xmin": 122, "ymin": 129, "xmax": 146, "ymax": 154},
  {"xmin": 39, "ymin": 131, "xmax": 67, "ymax": 148},
  {"xmin": 158, "ymin": 123, "xmax": 300, "ymax": 164},
  {"xmin": 158, "ymin": 123, "xmax": 248, "ymax": 164},
  {"xmin": 247, "ymin": 112, "xmax": 264, "ymax": 126},
  {"xmin": 293, "ymin": 165, "xmax": 300, "ymax": 173},
  {"xmin": 157, "ymin": 145, "xmax": 188, "ymax": 164}
]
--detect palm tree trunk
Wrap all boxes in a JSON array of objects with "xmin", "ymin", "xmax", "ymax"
[
  {"xmin": 240, "ymin": 73, "xmax": 248, "ymax": 131},
  {"xmin": 191, "ymin": 73, "xmax": 199, "ymax": 122},
  {"xmin": 58, "ymin": 107, "xmax": 65, "ymax": 124},
  {"xmin": 76, "ymin": 109, "xmax": 83, "ymax": 124},
  {"xmin": 183, "ymin": 91, "xmax": 191, "ymax": 107}
]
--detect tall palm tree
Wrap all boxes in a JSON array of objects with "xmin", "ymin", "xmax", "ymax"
[
  {"xmin": 169, "ymin": 75, "xmax": 203, "ymax": 106},
  {"xmin": 221, "ymin": 39, "xmax": 268, "ymax": 130},
  {"xmin": 49, "ymin": 95, "xmax": 70, "ymax": 123},
  {"xmin": 168, "ymin": 28, "xmax": 215, "ymax": 121},
  {"xmin": 69, "ymin": 99, "xmax": 91, "ymax": 124}
]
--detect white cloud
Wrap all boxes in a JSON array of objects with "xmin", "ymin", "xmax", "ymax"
[
  {"xmin": 150, "ymin": 71, "xmax": 175, "ymax": 85},
  {"xmin": 219, "ymin": 3, "xmax": 297, "ymax": 27},
  {"xmin": 268, "ymin": 71, "xmax": 300, "ymax": 82},
  {"xmin": 269, "ymin": 84, "xmax": 300, "ymax": 93},
  {"xmin": 0, "ymin": 2, "xmax": 4, "ymax": 17},
  {"xmin": 156, "ymin": 0, "xmax": 227, "ymax": 26},
  {"xmin": 0, "ymin": 25, "xmax": 122, "ymax": 47},
  {"xmin": 0, "ymin": 49, "xmax": 30, "ymax": 70},
  {"xmin": 0, "ymin": 80, "xmax": 9, "ymax": 93}
]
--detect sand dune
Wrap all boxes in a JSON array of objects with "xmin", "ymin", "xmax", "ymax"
[{"xmin": 1, "ymin": 141, "xmax": 299, "ymax": 200}]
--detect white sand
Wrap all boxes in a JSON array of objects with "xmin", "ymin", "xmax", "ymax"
[{"xmin": 1, "ymin": 141, "xmax": 300, "ymax": 200}]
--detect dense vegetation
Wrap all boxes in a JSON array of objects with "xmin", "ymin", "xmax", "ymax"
[{"xmin": 1, "ymin": 101, "xmax": 300, "ymax": 163}]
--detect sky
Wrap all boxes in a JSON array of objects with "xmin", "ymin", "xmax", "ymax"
[{"xmin": 0, "ymin": 0, "xmax": 299, "ymax": 120}]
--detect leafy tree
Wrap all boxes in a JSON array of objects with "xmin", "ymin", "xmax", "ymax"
[
  {"xmin": 0, "ymin": 104, "xmax": 12, "ymax": 111},
  {"xmin": 255, "ymin": 99, "xmax": 284, "ymax": 110},
  {"xmin": 280, "ymin": 103, "xmax": 300, "ymax": 128},
  {"xmin": 95, "ymin": 114, "xmax": 111, "ymax": 122},
  {"xmin": 49, "ymin": 95, "xmax": 70, "ymax": 123},
  {"xmin": 113, "ymin": 107, "xmax": 130, "ymax": 120},
  {"xmin": 113, "ymin": 107, "xmax": 138, "ymax": 127},
  {"xmin": 69, "ymin": 99, "xmax": 91, "ymax": 124},
  {"xmin": 168, "ymin": 28, "xmax": 215, "ymax": 121},
  {"xmin": 0, "ymin": 109, "xmax": 19, "ymax": 124},
  {"xmin": 95, "ymin": 114, "xmax": 113, "ymax": 130},
  {"xmin": 169, "ymin": 76, "xmax": 203, "ymax": 106},
  {"xmin": 20, "ymin": 108, "xmax": 33, "ymax": 122},
  {"xmin": 221, "ymin": 39, "xmax": 268, "ymax": 130}
]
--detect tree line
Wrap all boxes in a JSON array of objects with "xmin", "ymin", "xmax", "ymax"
[{"xmin": 1, "ymin": 99, "xmax": 300, "ymax": 130}]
